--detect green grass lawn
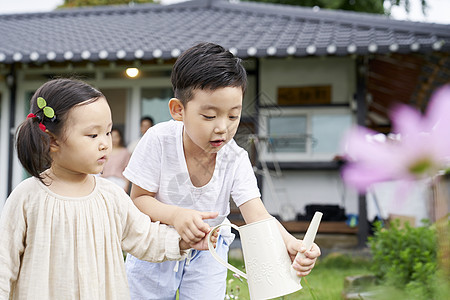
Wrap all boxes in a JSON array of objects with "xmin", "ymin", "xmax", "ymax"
[
  {"xmin": 225, "ymin": 254, "xmax": 372, "ymax": 300},
  {"xmin": 174, "ymin": 252, "xmax": 372, "ymax": 299}
]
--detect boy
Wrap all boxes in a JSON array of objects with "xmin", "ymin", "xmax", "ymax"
[{"xmin": 124, "ymin": 42, "xmax": 320, "ymax": 299}]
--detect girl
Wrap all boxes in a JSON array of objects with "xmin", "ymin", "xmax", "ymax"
[{"xmin": 0, "ymin": 78, "xmax": 218, "ymax": 300}]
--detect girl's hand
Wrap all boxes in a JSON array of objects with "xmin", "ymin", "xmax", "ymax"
[
  {"xmin": 179, "ymin": 228, "xmax": 219, "ymax": 250},
  {"xmin": 192, "ymin": 228, "xmax": 219, "ymax": 250},
  {"xmin": 287, "ymin": 239, "xmax": 321, "ymax": 277},
  {"xmin": 172, "ymin": 207, "xmax": 218, "ymax": 244}
]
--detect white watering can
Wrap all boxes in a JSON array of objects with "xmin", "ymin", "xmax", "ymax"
[{"xmin": 208, "ymin": 212, "xmax": 323, "ymax": 300}]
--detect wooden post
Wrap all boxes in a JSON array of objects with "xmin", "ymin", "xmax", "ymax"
[
  {"xmin": 6, "ymin": 64, "xmax": 16, "ymax": 196},
  {"xmin": 356, "ymin": 56, "xmax": 369, "ymax": 248}
]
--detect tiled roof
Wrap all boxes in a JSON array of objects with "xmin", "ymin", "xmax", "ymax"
[{"xmin": 0, "ymin": 0, "xmax": 449, "ymax": 64}]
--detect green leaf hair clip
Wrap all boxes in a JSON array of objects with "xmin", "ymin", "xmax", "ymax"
[{"xmin": 37, "ymin": 97, "xmax": 56, "ymax": 120}]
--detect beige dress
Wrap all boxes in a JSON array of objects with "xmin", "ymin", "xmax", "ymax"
[{"xmin": 0, "ymin": 176, "xmax": 186, "ymax": 300}]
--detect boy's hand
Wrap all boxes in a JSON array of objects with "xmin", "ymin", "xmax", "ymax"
[
  {"xmin": 172, "ymin": 207, "xmax": 218, "ymax": 244},
  {"xmin": 287, "ymin": 239, "xmax": 321, "ymax": 277}
]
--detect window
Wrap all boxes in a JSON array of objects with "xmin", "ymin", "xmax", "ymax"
[
  {"xmin": 258, "ymin": 107, "xmax": 353, "ymax": 162},
  {"xmin": 268, "ymin": 115, "xmax": 308, "ymax": 153}
]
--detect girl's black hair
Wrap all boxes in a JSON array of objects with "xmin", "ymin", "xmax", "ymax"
[
  {"xmin": 171, "ymin": 42, "xmax": 247, "ymax": 105},
  {"xmin": 15, "ymin": 78, "xmax": 104, "ymax": 183}
]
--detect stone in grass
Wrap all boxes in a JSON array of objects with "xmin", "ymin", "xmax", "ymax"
[{"xmin": 342, "ymin": 274, "xmax": 377, "ymax": 300}]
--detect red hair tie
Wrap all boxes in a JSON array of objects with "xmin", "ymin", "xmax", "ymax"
[{"xmin": 27, "ymin": 113, "xmax": 47, "ymax": 132}]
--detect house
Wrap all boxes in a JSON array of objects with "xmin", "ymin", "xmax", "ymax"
[{"xmin": 1, "ymin": 0, "xmax": 449, "ymax": 243}]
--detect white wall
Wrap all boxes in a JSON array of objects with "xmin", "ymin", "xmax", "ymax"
[
  {"xmin": 256, "ymin": 56, "xmax": 359, "ymax": 220},
  {"xmin": 262, "ymin": 170, "xmax": 359, "ymax": 220},
  {"xmin": 262, "ymin": 169, "xmax": 431, "ymax": 225},
  {"xmin": 367, "ymin": 180, "xmax": 430, "ymax": 226},
  {"xmin": 259, "ymin": 56, "xmax": 356, "ymax": 106}
]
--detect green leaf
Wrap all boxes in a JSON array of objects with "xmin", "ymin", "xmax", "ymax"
[
  {"xmin": 37, "ymin": 97, "xmax": 47, "ymax": 109},
  {"xmin": 43, "ymin": 106, "xmax": 55, "ymax": 118}
]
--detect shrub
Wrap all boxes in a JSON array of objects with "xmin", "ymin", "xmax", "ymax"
[{"xmin": 368, "ymin": 219, "xmax": 438, "ymax": 298}]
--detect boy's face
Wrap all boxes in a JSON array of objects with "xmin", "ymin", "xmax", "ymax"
[{"xmin": 181, "ymin": 87, "xmax": 242, "ymax": 154}]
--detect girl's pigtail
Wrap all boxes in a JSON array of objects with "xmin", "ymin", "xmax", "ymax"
[{"xmin": 16, "ymin": 116, "xmax": 52, "ymax": 183}]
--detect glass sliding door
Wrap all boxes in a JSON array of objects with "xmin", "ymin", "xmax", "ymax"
[
  {"xmin": 102, "ymin": 88, "xmax": 128, "ymax": 137},
  {"xmin": 141, "ymin": 88, "xmax": 173, "ymax": 125}
]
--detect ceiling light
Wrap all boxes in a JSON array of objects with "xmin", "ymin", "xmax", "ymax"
[{"xmin": 126, "ymin": 67, "xmax": 139, "ymax": 78}]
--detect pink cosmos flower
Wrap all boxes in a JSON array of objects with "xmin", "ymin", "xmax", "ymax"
[{"xmin": 341, "ymin": 84, "xmax": 450, "ymax": 193}]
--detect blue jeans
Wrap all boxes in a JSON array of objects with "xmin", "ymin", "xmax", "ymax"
[{"xmin": 126, "ymin": 235, "xmax": 229, "ymax": 300}]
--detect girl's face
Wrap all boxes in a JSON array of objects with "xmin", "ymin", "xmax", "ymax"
[
  {"xmin": 181, "ymin": 87, "xmax": 242, "ymax": 155},
  {"xmin": 51, "ymin": 97, "xmax": 113, "ymax": 176}
]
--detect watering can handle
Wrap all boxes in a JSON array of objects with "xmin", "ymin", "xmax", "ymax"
[
  {"xmin": 291, "ymin": 211, "xmax": 323, "ymax": 277},
  {"xmin": 207, "ymin": 223, "xmax": 248, "ymax": 280}
]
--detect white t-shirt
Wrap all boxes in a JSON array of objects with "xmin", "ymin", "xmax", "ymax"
[{"xmin": 124, "ymin": 120, "xmax": 261, "ymax": 229}]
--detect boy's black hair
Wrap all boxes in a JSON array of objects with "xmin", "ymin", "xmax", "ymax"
[
  {"xmin": 171, "ymin": 42, "xmax": 247, "ymax": 105},
  {"xmin": 16, "ymin": 78, "xmax": 104, "ymax": 184}
]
